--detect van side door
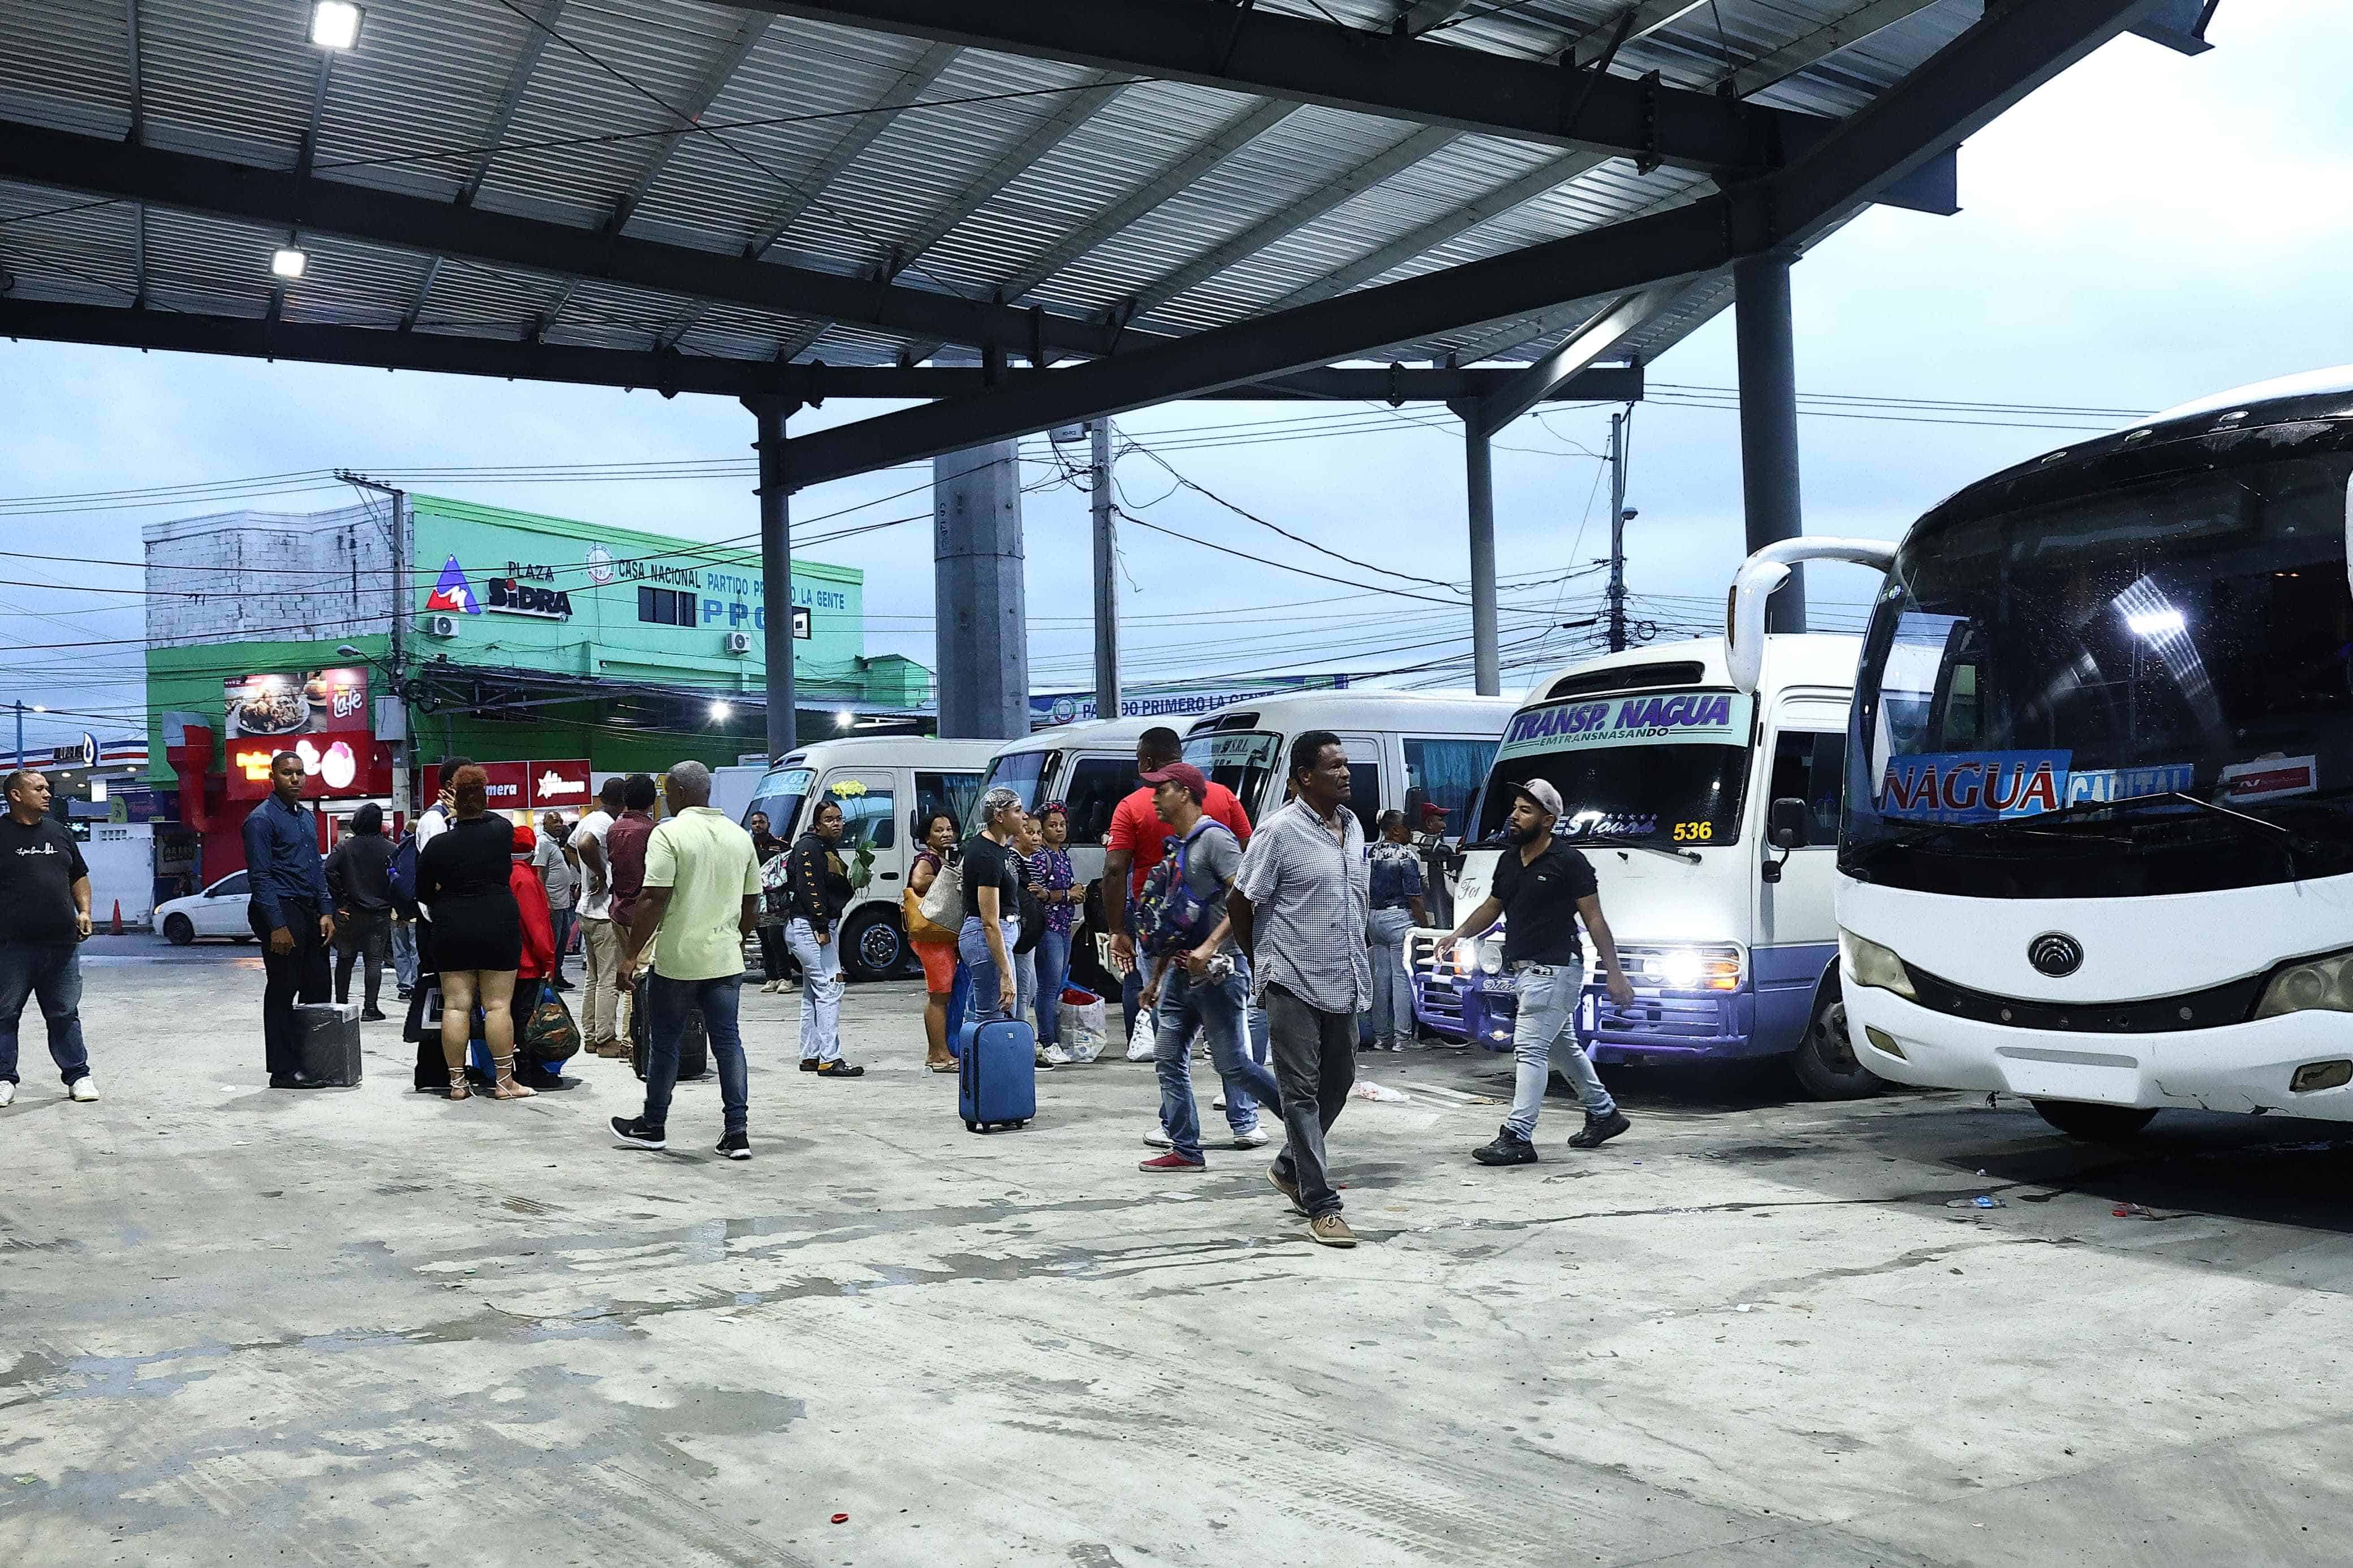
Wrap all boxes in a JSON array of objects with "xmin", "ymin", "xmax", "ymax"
[
  {"xmin": 1755, "ymin": 696, "xmax": 1850, "ymax": 955},
  {"xmin": 1332, "ymin": 732, "xmax": 1390, "ymax": 841},
  {"xmin": 818, "ymin": 771, "xmax": 903, "ymax": 905}
]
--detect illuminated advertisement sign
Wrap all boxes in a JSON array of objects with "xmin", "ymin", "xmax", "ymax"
[{"xmin": 223, "ymin": 668, "xmax": 370, "ymax": 740}]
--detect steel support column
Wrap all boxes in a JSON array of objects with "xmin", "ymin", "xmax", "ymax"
[
  {"xmin": 933, "ymin": 442, "xmax": 1030, "ymax": 740},
  {"xmin": 1458, "ymin": 411, "xmax": 1500, "ymax": 697},
  {"xmin": 747, "ymin": 394, "xmax": 800, "ymax": 761},
  {"xmin": 1089, "ymin": 420, "xmax": 1121, "ymax": 722},
  {"xmin": 1733, "ymin": 253, "xmax": 1807, "ymax": 634}
]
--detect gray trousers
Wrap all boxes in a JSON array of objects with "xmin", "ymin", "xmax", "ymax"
[{"xmin": 1264, "ymin": 982, "xmax": 1358, "ymax": 1218}]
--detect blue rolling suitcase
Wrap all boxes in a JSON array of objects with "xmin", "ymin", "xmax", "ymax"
[{"xmin": 958, "ymin": 1017, "xmax": 1036, "ymax": 1133}]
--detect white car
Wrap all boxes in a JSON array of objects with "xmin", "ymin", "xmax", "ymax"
[{"xmin": 154, "ymin": 872, "xmax": 256, "ymax": 945}]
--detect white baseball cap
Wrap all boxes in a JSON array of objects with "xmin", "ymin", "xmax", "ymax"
[{"xmin": 1511, "ymin": 778, "xmax": 1564, "ymax": 818}]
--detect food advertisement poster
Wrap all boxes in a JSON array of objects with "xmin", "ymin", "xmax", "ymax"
[{"xmin": 223, "ymin": 668, "xmax": 372, "ymax": 740}]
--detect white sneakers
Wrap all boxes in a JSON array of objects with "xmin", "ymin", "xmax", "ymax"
[
  {"xmin": 69, "ymin": 1077, "xmax": 98, "ymax": 1103},
  {"xmin": 761, "ymin": 980, "xmax": 782, "ymax": 994},
  {"xmin": 1042, "ymin": 1043, "xmax": 1072, "ymax": 1066},
  {"xmin": 0, "ymin": 1082, "xmax": 14, "ymax": 1108},
  {"xmin": 1143, "ymin": 1125, "xmax": 1173, "ymax": 1149},
  {"xmin": 1230, "ymin": 1125, "xmax": 1271, "ymax": 1149}
]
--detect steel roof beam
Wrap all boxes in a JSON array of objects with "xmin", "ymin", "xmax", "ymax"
[
  {"xmin": 777, "ymin": 0, "xmax": 2163, "ymax": 489},
  {"xmin": 1725, "ymin": 0, "xmax": 1943, "ymax": 98},
  {"xmin": 536, "ymin": 11, "xmax": 774, "ymax": 335},
  {"xmin": 406, "ymin": 0, "xmax": 566, "ymax": 332},
  {"xmin": 123, "ymin": 0, "xmax": 146, "ymax": 308},
  {"xmin": 1463, "ymin": 287, "xmax": 1674, "ymax": 434},
  {"xmin": 657, "ymin": 39, "xmax": 960, "ymax": 352},
  {"xmin": 0, "ymin": 297, "xmax": 1636, "ymax": 404},
  {"xmin": 0, "ymin": 120, "xmax": 1115, "ymax": 360},
  {"xmin": 896, "ymin": 95, "xmax": 1297, "ymax": 364},
  {"xmin": 772, "ymin": 70, "xmax": 1129, "ymax": 361},
  {"xmin": 719, "ymin": 0, "xmax": 1809, "ymax": 171}
]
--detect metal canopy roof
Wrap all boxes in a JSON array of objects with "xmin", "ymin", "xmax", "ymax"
[{"xmin": 0, "ymin": 1, "xmax": 2184, "ymax": 446}]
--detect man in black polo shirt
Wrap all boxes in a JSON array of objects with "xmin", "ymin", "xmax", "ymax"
[
  {"xmin": 0, "ymin": 770, "xmax": 97, "ymax": 1108},
  {"xmin": 1438, "ymin": 777, "xmax": 1636, "ymax": 1164}
]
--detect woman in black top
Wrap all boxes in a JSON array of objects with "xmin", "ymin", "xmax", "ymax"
[
  {"xmin": 748, "ymin": 810, "xmax": 791, "ymax": 993},
  {"xmin": 958, "ymin": 787, "xmax": 1027, "ymax": 1023},
  {"xmin": 415, "ymin": 765, "xmax": 529, "ymax": 1101}
]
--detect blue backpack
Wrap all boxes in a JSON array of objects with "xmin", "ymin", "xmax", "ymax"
[
  {"xmin": 387, "ymin": 829, "xmax": 420, "ymax": 914},
  {"xmin": 1135, "ymin": 822, "xmax": 1229, "ymax": 958}
]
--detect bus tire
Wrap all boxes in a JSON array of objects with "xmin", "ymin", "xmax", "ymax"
[
  {"xmin": 841, "ymin": 906, "xmax": 905, "ymax": 982},
  {"xmin": 1789, "ymin": 990, "xmax": 1884, "ymax": 1100},
  {"xmin": 2031, "ymin": 1100, "xmax": 2156, "ymax": 1142}
]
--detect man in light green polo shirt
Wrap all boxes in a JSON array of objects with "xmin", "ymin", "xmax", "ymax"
[{"xmin": 611, "ymin": 761, "xmax": 762, "ymax": 1161}]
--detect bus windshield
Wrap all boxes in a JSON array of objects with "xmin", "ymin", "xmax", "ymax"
[
  {"xmin": 1846, "ymin": 450, "xmax": 2353, "ymax": 896},
  {"xmin": 977, "ymin": 749, "xmax": 1054, "ymax": 825},
  {"xmin": 1184, "ymin": 731, "xmax": 1283, "ymax": 823},
  {"xmin": 744, "ymin": 767, "xmax": 812, "ymax": 837},
  {"xmin": 1475, "ymin": 689, "xmax": 1753, "ymax": 849}
]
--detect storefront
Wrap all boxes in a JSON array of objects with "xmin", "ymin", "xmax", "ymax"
[{"xmin": 143, "ymin": 495, "xmax": 933, "ymax": 878}]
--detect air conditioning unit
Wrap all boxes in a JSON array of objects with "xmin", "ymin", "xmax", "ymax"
[
  {"xmin": 423, "ymin": 614, "xmax": 458, "ymax": 638},
  {"xmin": 723, "ymin": 630, "xmax": 753, "ymax": 655}
]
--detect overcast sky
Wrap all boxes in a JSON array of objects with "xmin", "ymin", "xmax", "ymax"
[{"xmin": 2, "ymin": 4, "xmax": 2343, "ymax": 754}]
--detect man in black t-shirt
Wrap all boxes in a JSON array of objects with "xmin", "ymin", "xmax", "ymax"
[
  {"xmin": 1438, "ymin": 778, "xmax": 1636, "ymax": 1164},
  {"xmin": 0, "ymin": 770, "xmax": 97, "ymax": 1107}
]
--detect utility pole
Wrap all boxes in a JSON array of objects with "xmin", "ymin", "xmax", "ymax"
[
  {"xmin": 1606, "ymin": 411, "xmax": 1630, "ymax": 654},
  {"xmin": 335, "ymin": 471, "xmax": 413, "ymax": 806},
  {"xmin": 12, "ymin": 701, "xmax": 21, "ymax": 772},
  {"xmin": 744, "ymin": 396, "xmax": 800, "ymax": 763},
  {"xmin": 1089, "ymin": 418, "xmax": 1121, "ymax": 722}
]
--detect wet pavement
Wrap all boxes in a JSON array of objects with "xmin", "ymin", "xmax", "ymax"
[{"xmin": 5, "ymin": 948, "xmax": 2350, "ymax": 1565}]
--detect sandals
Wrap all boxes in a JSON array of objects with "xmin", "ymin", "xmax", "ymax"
[
  {"xmin": 926, "ymin": 1059, "xmax": 958, "ymax": 1074},
  {"xmin": 491, "ymin": 1054, "xmax": 537, "ymax": 1099},
  {"xmin": 446, "ymin": 1065, "xmax": 471, "ymax": 1102}
]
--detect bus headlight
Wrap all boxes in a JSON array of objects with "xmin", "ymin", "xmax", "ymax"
[
  {"xmin": 1839, "ymin": 928, "xmax": 1916, "ymax": 1001},
  {"xmin": 1476, "ymin": 937, "xmax": 1505, "ymax": 976},
  {"xmin": 1623, "ymin": 945, "xmax": 1743, "ymax": 991},
  {"xmin": 2253, "ymin": 948, "xmax": 2353, "ymax": 1020}
]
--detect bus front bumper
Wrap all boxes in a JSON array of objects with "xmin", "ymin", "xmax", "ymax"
[
  {"xmin": 1409, "ymin": 953, "xmax": 1784, "ymax": 1063},
  {"xmin": 1846, "ymin": 984, "xmax": 2353, "ymax": 1119}
]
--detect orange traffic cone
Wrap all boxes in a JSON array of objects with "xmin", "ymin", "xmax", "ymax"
[{"xmin": 110, "ymin": 900, "xmax": 123, "ymax": 935}]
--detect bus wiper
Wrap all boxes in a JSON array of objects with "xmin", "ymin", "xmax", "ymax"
[{"xmin": 1568, "ymin": 833, "xmax": 1702, "ymax": 866}]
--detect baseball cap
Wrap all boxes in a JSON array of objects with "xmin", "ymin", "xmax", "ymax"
[
  {"xmin": 1419, "ymin": 801, "xmax": 1449, "ymax": 822},
  {"xmin": 1511, "ymin": 778, "xmax": 1564, "ymax": 817},
  {"xmin": 1139, "ymin": 761, "xmax": 1209, "ymax": 803}
]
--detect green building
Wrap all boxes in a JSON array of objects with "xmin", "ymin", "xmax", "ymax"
[{"xmin": 145, "ymin": 495, "xmax": 930, "ymax": 840}]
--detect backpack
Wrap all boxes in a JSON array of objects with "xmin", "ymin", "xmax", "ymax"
[
  {"xmin": 387, "ymin": 829, "xmax": 420, "ymax": 915},
  {"xmin": 1135, "ymin": 822, "xmax": 1227, "ymax": 958}
]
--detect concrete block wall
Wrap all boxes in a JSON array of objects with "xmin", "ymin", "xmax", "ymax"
[{"xmin": 143, "ymin": 503, "xmax": 395, "ymax": 647}]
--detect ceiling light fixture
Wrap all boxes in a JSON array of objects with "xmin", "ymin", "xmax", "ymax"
[
  {"xmin": 270, "ymin": 246, "xmax": 308, "ymax": 280},
  {"xmin": 309, "ymin": 1, "xmax": 363, "ymax": 50}
]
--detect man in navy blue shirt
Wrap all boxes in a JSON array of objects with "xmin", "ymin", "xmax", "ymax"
[{"xmin": 242, "ymin": 752, "xmax": 336, "ymax": 1089}]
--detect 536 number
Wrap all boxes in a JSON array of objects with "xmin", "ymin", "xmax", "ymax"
[{"xmin": 1671, "ymin": 821, "xmax": 1715, "ymax": 843}]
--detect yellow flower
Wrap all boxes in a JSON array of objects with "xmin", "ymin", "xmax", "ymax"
[{"xmin": 829, "ymin": 779, "xmax": 868, "ymax": 798}]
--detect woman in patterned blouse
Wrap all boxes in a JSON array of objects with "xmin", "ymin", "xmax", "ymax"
[{"xmin": 1028, "ymin": 801, "xmax": 1079, "ymax": 1052}]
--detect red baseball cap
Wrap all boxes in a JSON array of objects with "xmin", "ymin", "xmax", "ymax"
[{"xmin": 1139, "ymin": 761, "xmax": 1208, "ymax": 803}]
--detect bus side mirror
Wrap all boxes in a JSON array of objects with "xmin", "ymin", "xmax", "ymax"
[{"xmin": 1769, "ymin": 797, "xmax": 1811, "ymax": 850}]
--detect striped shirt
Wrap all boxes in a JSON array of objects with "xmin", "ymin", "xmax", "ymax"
[{"xmin": 1233, "ymin": 798, "xmax": 1371, "ymax": 1015}]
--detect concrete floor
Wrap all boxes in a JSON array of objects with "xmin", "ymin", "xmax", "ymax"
[{"xmin": 6, "ymin": 939, "xmax": 2351, "ymax": 1566}]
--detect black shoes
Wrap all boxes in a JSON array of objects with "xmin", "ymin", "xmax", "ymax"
[
  {"xmin": 361, "ymin": 1008, "xmax": 389, "ymax": 1022},
  {"xmin": 610, "ymin": 1115, "xmax": 667, "ymax": 1150},
  {"xmin": 798, "ymin": 1058, "xmax": 821, "ymax": 1072},
  {"xmin": 1472, "ymin": 1126, "xmax": 1539, "ymax": 1165},
  {"xmin": 815, "ymin": 1060, "xmax": 865, "ymax": 1078},
  {"xmin": 1567, "ymin": 1109, "xmax": 1632, "ymax": 1150},
  {"xmin": 269, "ymin": 1073, "xmax": 327, "ymax": 1090},
  {"xmin": 716, "ymin": 1130, "xmax": 751, "ymax": 1161}
]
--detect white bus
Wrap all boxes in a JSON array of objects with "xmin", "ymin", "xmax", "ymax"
[
  {"xmin": 738, "ymin": 737, "xmax": 997, "ymax": 979},
  {"xmin": 1730, "ymin": 368, "xmax": 2353, "ymax": 1138},
  {"xmin": 1419, "ymin": 636, "xmax": 1880, "ymax": 1098},
  {"xmin": 1180, "ymin": 689, "xmax": 1516, "ymax": 840}
]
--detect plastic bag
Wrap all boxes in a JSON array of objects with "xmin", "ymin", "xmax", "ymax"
[
  {"xmin": 1126, "ymin": 1008, "xmax": 1157, "ymax": 1062},
  {"xmin": 1060, "ymin": 994, "xmax": 1106, "ymax": 1060}
]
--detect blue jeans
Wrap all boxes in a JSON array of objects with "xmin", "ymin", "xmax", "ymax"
[
  {"xmin": 1033, "ymin": 928, "xmax": 1072, "ymax": 1044},
  {"xmin": 785, "ymin": 918, "xmax": 843, "ymax": 1063},
  {"xmin": 1505, "ymin": 962, "xmax": 1614, "ymax": 1137},
  {"xmin": 1153, "ymin": 962, "xmax": 1281, "ymax": 1162},
  {"xmin": 391, "ymin": 918, "xmax": 419, "ymax": 991},
  {"xmin": 957, "ymin": 915, "xmax": 1019, "ymax": 1025},
  {"xmin": 1367, "ymin": 905, "xmax": 1416, "ymax": 1043},
  {"xmin": 641, "ymin": 972, "xmax": 748, "ymax": 1134},
  {"xmin": 945, "ymin": 960, "xmax": 971, "ymax": 1044},
  {"xmin": 0, "ymin": 941, "xmax": 89, "ymax": 1086}
]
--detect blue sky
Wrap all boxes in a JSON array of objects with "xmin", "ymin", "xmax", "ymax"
[{"xmin": 1, "ymin": 3, "xmax": 2343, "ymax": 753}]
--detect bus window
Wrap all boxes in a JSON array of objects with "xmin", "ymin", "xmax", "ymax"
[
  {"xmin": 917, "ymin": 771, "xmax": 982, "ymax": 836},
  {"xmin": 1061, "ymin": 757, "xmax": 1137, "ymax": 846},
  {"xmin": 1768, "ymin": 732, "xmax": 1847, "ymax": 845},
  {"xmin": 1404, "ymin": 737, "xmax": 1497, "ymax": 837}
]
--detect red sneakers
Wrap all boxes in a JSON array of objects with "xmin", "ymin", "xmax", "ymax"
[{"xmin": 1139, "ymin": 1152, "xmax": 1206, "ymax": 1173}]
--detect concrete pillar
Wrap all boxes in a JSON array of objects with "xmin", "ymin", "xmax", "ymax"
[
  {"xmin": 933, "ymin": 440, "xmax": 1030, "ymax": 740},
  {"xmin": 1734, "ymin": 253, "xmax": 1808, "ymax": 634},
  {"xmin": 1455, "ymin": 407, "xmax": 1501, "ymax": 697},
  {"xmin": 746, "ymin": 395, "xmax": 799, "ymax": 761},
  {"xmin": 1089, "ymin": 419, "xmax": 1121, "ymax": 722}
]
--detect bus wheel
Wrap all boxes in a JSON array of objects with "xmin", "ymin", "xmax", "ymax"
[
  {"xmin": 2031, "ymin": 1100, "xmax": 2157, "ymax": 1142},
  {"xmin": 842, "ymin": 908, "xmax": 905, "ymax": 982},
  {"xmin": 1789, "ymin": 992, "xmax": 1884, "ymax": 1100}
]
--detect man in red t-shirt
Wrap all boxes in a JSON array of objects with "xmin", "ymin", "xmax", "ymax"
[{"xmin": 1104, "ymin": 727, "xmax": 1251, "ymax": 1031}]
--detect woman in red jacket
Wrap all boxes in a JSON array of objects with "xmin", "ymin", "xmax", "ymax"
[{"xmin": 507, "ymin": 826, "xmax": 561, "ymax": 1083}]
